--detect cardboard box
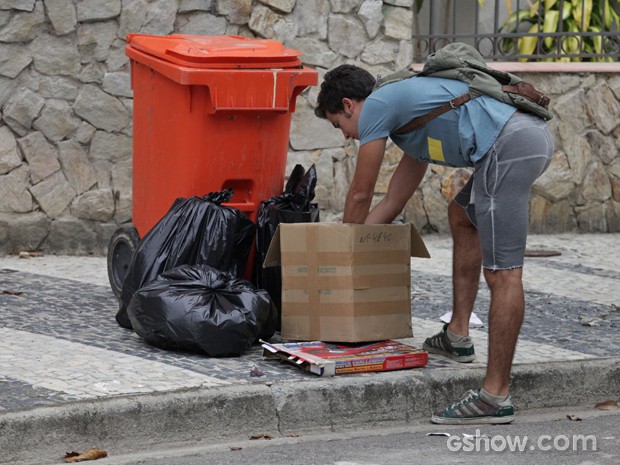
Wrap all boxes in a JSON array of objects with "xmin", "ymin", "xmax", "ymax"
[
  {"xmin": 263, "ymin": 223, "xmax": 430, "ymax": 342},
  {"xmin": 261, "ymin": 340, "xmax": 428, "ymax": 376}
]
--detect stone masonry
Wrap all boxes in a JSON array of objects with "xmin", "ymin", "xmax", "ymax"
[{"xmin": 0, "ymin": 0, "xmax": 618, "ymax": 255}]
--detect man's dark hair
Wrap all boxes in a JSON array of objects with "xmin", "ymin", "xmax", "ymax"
[{"xmin": 314, "ymin": 64, "xmax": 376, "ymax": 119}]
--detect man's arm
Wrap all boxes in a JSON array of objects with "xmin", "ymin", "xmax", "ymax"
[
  {"xmin": 342, "ymin": 138, "xmax": 387, "ymax": 224},
  {"xmin": 365, "ymin": 154, "xmax": 428, "ymax": 224}
]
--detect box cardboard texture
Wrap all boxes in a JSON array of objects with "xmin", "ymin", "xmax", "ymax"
[{"xmin": 263, "ymin": 223, "xmax": 430, "ymax": 342}]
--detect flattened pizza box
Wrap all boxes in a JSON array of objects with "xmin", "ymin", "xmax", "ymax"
[
  {"xmin": 261, "ymin": 339, "xmax": 428, "ymax": 377},
  {"xmin": 263, "ymin": 223, "xmax": 430, "ymax": 342}
]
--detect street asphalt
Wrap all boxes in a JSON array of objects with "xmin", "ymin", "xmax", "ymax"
[{"xmin": 0, "ymin": 233, "xmax": 618, "ymax": 465}]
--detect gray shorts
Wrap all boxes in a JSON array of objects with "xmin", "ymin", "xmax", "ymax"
[{"xmin": 454, "ymin": 111, "xmax": 554, "ymax": 270}]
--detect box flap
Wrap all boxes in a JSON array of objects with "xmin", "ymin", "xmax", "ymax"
[
  {"xmin": 262, "ymin": 224, "xmax": 282, "ymax": 267},
  {"xmin": 263, "ymin": 223, "xmax": 430, "ymax": 266},
  {"xmin": 409, "ymin": 224, "xmax": 431, "ymax": 258}
]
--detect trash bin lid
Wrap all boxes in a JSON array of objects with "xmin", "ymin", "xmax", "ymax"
[{"xmin": 126, "ymin": 34, "xmax": 303, "ymax": 69}]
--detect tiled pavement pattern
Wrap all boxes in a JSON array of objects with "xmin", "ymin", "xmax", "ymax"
[{"xmin": 0, "ymin": 234, "xmax": 618, "ymax": 412}]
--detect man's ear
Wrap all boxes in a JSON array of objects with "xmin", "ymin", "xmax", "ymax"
[{"xmin": 342, "ymin": 97, "xmax": 354, "ymax": 113}]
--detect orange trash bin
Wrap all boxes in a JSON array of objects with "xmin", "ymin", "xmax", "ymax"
[
  {"xmin": 126, "ymin": 33, "xmax": 317, "ymax": 234},
  {"xmin": 107, "ymin": 34, "xmax": 317, "ymax": 297}
]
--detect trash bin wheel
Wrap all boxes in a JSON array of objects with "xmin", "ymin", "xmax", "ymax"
[{"xmin": 107, "ymin": 226, "xmax": 140, "ymax": 298}]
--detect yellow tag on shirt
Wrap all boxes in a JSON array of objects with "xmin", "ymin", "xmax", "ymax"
[{"xmin": 427, "ymin": 137, "xmax": 445, "ymax": 162}]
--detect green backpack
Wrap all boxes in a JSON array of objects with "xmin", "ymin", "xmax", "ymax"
[{"xmin": 373, "ymin": 42, "xmax": 553, "ymax": 135}]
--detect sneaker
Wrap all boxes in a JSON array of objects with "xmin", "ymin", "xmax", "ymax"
[
  {"xmin": 423, "ymin": 323, "xmax": 475, "ymax": 363},
  {"xmin": 431, "ymin": 389, "xmax": 515, "ymax": 425}
]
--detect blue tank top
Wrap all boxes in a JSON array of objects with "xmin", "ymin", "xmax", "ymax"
[{"xmin": 358, "ymin": 76, "xmax": 517, "ymax": 167}]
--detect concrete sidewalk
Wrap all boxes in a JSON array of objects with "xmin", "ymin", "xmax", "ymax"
[{"xmin": 1, "ymin": 233, "xmax": 619, "ymax": 465}]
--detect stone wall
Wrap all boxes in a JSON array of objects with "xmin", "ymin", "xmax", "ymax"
[{"xmin": 0, "ymin": 0, "xmax": 618, "ymax": 255}]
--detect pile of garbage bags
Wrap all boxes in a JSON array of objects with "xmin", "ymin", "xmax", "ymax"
[
  {"xmin": 115, "ymin": 166, "xmax": 318, "ymax": 357},
  {"xmin": 128, "ymin": 265, "xmax": 276, "ymax": 356}
]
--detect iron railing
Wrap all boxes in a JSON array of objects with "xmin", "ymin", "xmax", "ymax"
[{"xmin": 411, "ymin": 0, "xmax": 620, "ymax": 62}]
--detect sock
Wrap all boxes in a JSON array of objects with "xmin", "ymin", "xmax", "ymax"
[
  {"xmin": 480, "ymin": 387, "xmax": 509, "ymax": 404},
  {"xmin": 446, "ymin": 327, "xmax": 467, "ymax": 342}
]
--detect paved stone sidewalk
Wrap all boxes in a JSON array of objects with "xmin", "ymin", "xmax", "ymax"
[{"xmin": 1, "ymin": 233, "xmax": 617, "ymax": 413}]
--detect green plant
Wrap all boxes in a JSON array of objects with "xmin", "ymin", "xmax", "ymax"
[{"xmin": 500, "ymin": 0, "xmax": 620, "ymax": 61}]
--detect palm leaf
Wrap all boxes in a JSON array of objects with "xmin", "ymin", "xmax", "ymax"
[
  {"xmin": 544, "ymin": 0, "xmax": 558, "ymax": 10},
  {"xmin": 572, "ymin": 0, "xmax": 593, "ymax": 31},
  {"xmin": 564, "ymin": 18, "xmax": 581, "ymax": 57},
  {"xmin": 500, "ymin": 9, "xmax": 535, "ymax": 32},
  {"xmin": 560, "ymin": 2, "xmax": 573, "ymax": 21},
  {"xmin": 606, "ymin": 0, "xmax": 620, "ymax": 28},
  {"xmin": 589, "ymin": 25, "xmax": 602, "ymax": 54},
  {"xmin": 519, "ymin": 24, "xmax": 540, "ymax": 59},
  {"xmin": 543, "ymin": 10, "xmax": 560, "ymax": 48}
]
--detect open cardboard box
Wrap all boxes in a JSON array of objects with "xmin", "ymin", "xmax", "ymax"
[{"xmin": 263, "ymin": 223, "xmax": 430, "ymax": 342}]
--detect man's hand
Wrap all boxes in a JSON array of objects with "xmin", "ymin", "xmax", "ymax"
[{"xmin": 342, "ymin": 138, "xmax": 387, "ymax": 223}]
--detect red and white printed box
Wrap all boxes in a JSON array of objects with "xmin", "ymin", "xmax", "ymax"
[{"xmin": 261, "ymin": 339, "xmax": 428, "ymax": 376}]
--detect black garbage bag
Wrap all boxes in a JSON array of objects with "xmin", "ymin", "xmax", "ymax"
[
  {"xmin": 116, "ymin": 190, "xmax": 256, "ymax": 329},
  {"xmin": 256, "ymin": 164, "xmax": 319, "ymax": 328},
  {"xmin": 126, "ymin": 264, "xmax": 277, "ymax": 356}
]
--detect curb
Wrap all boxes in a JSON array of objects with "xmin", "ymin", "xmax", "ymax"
[{"xmin": 2, "ymin": 357, "xmax": 619, "ymax": 464}]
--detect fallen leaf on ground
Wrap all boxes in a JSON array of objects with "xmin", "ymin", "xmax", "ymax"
[
  {"xmin": 524, "ymin": 248, "xmax": 561, "ymax": 257},
  {"xmin": 250, "ymin": 433, "xmax": 273, "ymax": 440},
  {"xmin": 64, "ymin": 448, "xmax": 107, "ymax": 462},
  {"xmin": 566, "ymin": 414, "xmax": 582, "ymax": 421},
  {"xmin": 249, "ymin": 364, "xmax": 265, "ymax": 377},
  {"xmin": 1, "ymin": 290, "xmax": 23, "ymax": 296},
  {"xmin": 18, "ymin": 251, "xmax": 44, "ymax": 259},
  {"xmin": 229, "ymin": 446, "xmax": 242, "ymax": 451},
  {"xmin": 595, "ymin": 400, "xmax": 619, "ymax": 411}
]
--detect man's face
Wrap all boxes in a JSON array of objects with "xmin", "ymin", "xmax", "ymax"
[{"xmin": 325, "ymin": 98, "xmax": 362, "ymax": 141}]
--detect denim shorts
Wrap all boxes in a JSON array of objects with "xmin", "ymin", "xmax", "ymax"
[{"xmin": 454, "ymin": 112, "xmax": 554, "ymax": 270}]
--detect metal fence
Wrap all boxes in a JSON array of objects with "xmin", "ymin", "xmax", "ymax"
[{"xmin": 411, "ymin": 0, "xmax": 620, "ymax": 62}]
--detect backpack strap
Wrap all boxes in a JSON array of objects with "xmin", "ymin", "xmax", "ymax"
[
  {"xmin": 501, "ymin": 82, "xmax": 550, "ymax": 108},
  {"xmin": 394, "ymin": 93, "xmax": 475, "ymax": 135}
]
